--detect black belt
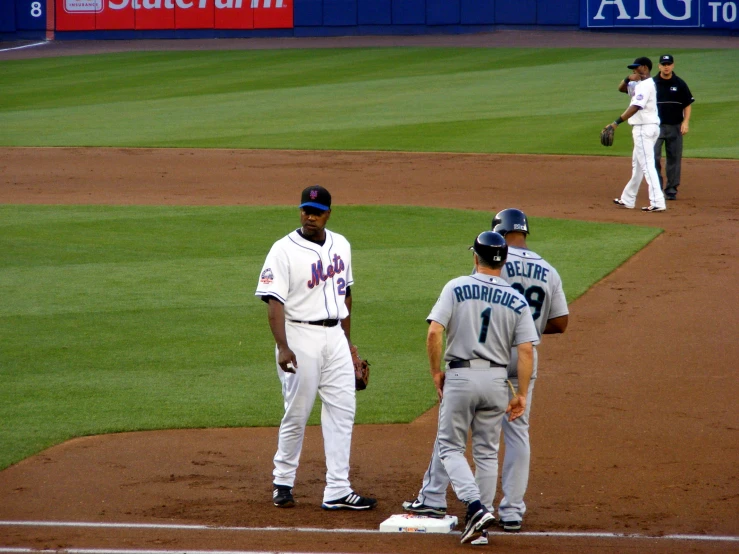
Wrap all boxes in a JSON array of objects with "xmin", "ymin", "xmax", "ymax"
[
  {"xmin": 291, "ymin": 319, "xmax": 340, "ymax": 327},
  {"xmin": 449, "ymin": 360, "xmax": 504, "ymax": 369}
]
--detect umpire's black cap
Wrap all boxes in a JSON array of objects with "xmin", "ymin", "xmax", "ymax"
[{"xmin": 627, "ymin": 56, "xmax": 653, "ymax": 70}]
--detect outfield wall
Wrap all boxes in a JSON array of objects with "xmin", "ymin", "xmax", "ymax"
[{"xmin": 1, "ymin": 0, "xmax": 737, "ymax": 40}]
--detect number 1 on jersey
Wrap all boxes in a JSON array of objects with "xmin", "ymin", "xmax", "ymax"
[{"xmin": 479, "ymin": 307, "xmax": 491, "ymax": 343}]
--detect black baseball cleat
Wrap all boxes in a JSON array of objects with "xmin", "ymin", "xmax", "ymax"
[
  {"xmin": 322, "ymin": 492, "xmax": 377, "ymax": 510},
  {"xmin": 460, "ymin": 506, "xmax": 495, "ymax": 544},
  {"xmin": 402, "ymin": 498, "xmax": 447, "ymax": 517},
  {"xmin": 499, "ymin": 519, "xmax": 522, "ymax": 532},
  {"xmin": 272, "ymin": 484, "xmax": 295, "ymax": 508},
  {"xmin": 641, "ymin": 205, "xmax": 666, "ymax": 212}
]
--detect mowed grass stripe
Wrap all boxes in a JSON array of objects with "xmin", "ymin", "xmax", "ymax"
[
  {"xmin": 0, "ymin": 204, "xmax": 661, "ymax": 469},
  {"xmin": 0, "ymin": 48, "xmax": 736, "ymax": 157}
]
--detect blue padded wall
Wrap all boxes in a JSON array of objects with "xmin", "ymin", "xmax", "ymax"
[
  {"xmin": 323, "ymin": 0, "xmax": 357, "ymax": 25},
  {"xmin": 358, "ymin": 0, "xmax": 391, "ymax": 24},
  {"xmin": 392, "ymin": 0, "xmax": 425, "ymax": 24},
  {"xmin": 461, "ymin": 0, "xmax": 495, "ymax": 24},
  {"xmin": 496, "ymin": 0, "xmax": 535, "ymax": 23},
  {"xmin": 427, "ymin": 0, "xmax": 460, "ymax": 25},
  {"xmin": 537, "ymin": 0, "xmax": 578, "ymax": 24},
  {"xmin": 295, "ymin": 0, "xmax": 323, "ymax": 26},
  {"xmin": 1, "ymin": 0, "xmax": 16, "ymax": 32}
]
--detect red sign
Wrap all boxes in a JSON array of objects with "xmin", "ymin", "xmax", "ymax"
[{"xmin": 55, "ymin": 0, "xmax": 292, "ymax": 30}]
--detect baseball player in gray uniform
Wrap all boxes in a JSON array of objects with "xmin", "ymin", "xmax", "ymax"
[
  {"xmin": 424, "ymin": 231, "xmax": 538, "ymax": 544},
  {"xmin": 255, "ymin": 185, "xmax": 376, "ymax": 511},
  {"xmin": 404, "ymin": 209, "xmax": 568, "ymax": 541}
]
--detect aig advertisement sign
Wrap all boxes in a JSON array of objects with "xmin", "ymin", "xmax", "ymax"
[
  {"xmin": 583, "ymin": 0, "xmax": 738, "ymax": 28},
  {"xmin": 56, "ymin": 0, "xmax": 293, "ymax": 30}
]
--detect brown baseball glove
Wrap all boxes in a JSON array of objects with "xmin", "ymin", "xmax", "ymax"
[
  {"xmin": 600, "ymin": 124, "xmax": 615, "ymax": 147},
  {"xmin": 350, "ymin": 345, "xmax": 370, "ymax": 391}
]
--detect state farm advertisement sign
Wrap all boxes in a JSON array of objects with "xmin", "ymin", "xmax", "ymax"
[{"xmin": 56, "ymin": 0, "xmax": 292, "ymax": 30}]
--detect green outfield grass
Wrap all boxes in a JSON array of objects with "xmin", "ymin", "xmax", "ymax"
[
  {"xmin": 0, "ymin": 48, "xmax": 736, "ymax": 157},
  {"xmin": 0, "ymin": 204, "xmax": 661, "ymax": 469}
]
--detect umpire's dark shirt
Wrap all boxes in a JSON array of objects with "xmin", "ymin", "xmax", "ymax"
[{"xmin": 654, "ymin": 73, "xmax": 695, "ymax": 125}]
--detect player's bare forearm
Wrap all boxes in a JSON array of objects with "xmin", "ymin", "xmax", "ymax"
[
  {"xmin": 427, "ymin": 321, "xmax": 445, "ymax": 401},
  {"xmin": 619, "ymin": 72, "xmax": 639, "ymax": 93},
  {"xmin": 681, "ymin": 105, "xmax": 692, "ymax": 134},
  {"xmin": 516, "ymin": 343, "xmax": 534, "ymax": 393},
  {"xmin": 544, "ymin": 315, "xmax": 569, "ymax": 335},
  {"xmin": 507, "ymin": 342, "xmax": 534, "ymax": 420},
  {"xmin": 267, "ymin": 298, "xmax": 297, "ymax": 373}
]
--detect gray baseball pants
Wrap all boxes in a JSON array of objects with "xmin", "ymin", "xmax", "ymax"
[{"xmin": 436, "ymin": 367, "xmax": 508, "ymax": 506}]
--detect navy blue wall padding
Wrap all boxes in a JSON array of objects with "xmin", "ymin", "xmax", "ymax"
[
  {"xmin": 294, "ymin": 0, "xmax": 323, "ymax": 26},
  {"xmin": 461, "ymin": 0, "xmax": 494, "ymax": 24},
  {"xmin": 323, "ymin": 0, "xmax": 357, "ymax": 25},
  {"xmin": 294, "ymin": 24, "xmax": 358, "ymax": 35},
  {"xmin": 537, "ymin": 0, "xmax": 578, "ymax": 24},
  {"xmin": 15, "ymin": 0, "xmax": 45, "ymax": 30},
  {"xmin": 392, "ymin": 0, "xmax": 425, "ymax": 24},
  {"xmin": 579, "ymin": 0, "xmax": 588, "ymax": 27},
  {"xmin": 496, "ymin": 0, "xmax": 535, "ymax": 23},
  {"xmin": 358, "ymin": 0, "xmax": 391, "ymax": 24},
  {"xmin": 1, "ymin": 0, "xmax": 17, "ymax": 32},
  {"xmin": 427, "ymin": 0, "xmax": 460, "ymax": 25}
]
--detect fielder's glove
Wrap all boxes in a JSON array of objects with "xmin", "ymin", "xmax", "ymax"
[
  {"xmin": 350, "ymin": 345, "xmax": 370, "ymax": 391},
  {"xmin": 600, "ymin": 125, "xmax": 615, "ymax": 147}
]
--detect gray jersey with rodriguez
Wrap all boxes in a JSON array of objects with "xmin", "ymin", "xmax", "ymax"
[
  {"xmin": 501, "ymin": 246, "xmax": 569, "ymax": 341},
  {"xmin": 428, "ymin": 274, "xmax": 538, "ymax": 367}
]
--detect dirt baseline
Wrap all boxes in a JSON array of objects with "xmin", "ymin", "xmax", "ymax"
[{"xmin": 0, "ymin": 147, "xmax": 737, "ymax": 554}]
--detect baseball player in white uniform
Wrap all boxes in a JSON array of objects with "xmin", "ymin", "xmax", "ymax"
[
  {"xmin": 255, "ymin": 185, "xmax": 376, "ymax": 511},
  {"xmin": 610, "ymin": 56, "xmax": 666, "ymax": 212},
  {"xmin": 403, "ymin": 209, "xmax": 568, "ymax": 541},
  {"xmin": 425, "ymin": 230, "xmax": 538, "ymax": 544}
]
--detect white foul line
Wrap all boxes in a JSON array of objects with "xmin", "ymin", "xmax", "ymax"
[
  {"xmin": 0, "ymin": 41, "xmax": 49, "ymax": 52},
  {"xmin": 0, "ymin": 520, "xmax": 737, "ymax": 543}
]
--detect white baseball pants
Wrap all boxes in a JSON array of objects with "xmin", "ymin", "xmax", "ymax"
[
  {"xmin": 619, "ymin": 123, "xmax": 665, "ymax": 209},
  {"xmin": 272, "ymin": 322, "xmax": 356, "ymax": 502}
]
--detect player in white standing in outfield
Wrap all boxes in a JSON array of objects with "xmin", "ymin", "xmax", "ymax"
[
  {"xmin": 421, "ymin": 231, "xmax": 538, "ymax": 545},
  {"xmin": 255, "ymin": 185, "xmax": 376, "ymax": 511},
  {"xmin": 403, "ymin": 209, "xmax": 568, "ymax": 542},
  {"xmin": 609, "ymin": 56, "xmax": 666, "ymax": 213}
]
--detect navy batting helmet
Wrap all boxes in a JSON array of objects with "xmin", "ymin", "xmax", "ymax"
[
  {"xmin": 492, "ymin": 208, "xmax": 529, "ymax": 236},
  {"xmin": 470, "ymin": 231, "xmax": 508, "ymax": 266}
]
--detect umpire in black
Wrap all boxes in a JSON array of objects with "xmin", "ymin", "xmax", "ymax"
[{"xmin": 653, "ymin": 54, "xmax": 694, "ymax": 201}]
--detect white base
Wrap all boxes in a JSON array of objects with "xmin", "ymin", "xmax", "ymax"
[{"xmin": 379, "ymin": 513, "xmax": 458, "ymax": 534}]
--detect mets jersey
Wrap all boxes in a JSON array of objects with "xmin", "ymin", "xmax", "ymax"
[
  {"xmin": 628, "ymin": 78, "xmax": 660, "ymax": 126},
  {"xmin": 255, "ymin": 229, "xmax": 353, "ymax": 322},
  {"xmin": 428, "ymin": 274, "xmax": 538, "ymax": 367}
]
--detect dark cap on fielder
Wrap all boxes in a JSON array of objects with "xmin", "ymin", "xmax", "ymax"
[
  {"xmin": 300, "ymin": 185, "xmax": 331, "ymax": 211},
  {"xmin": 659, "ymin": 54, "xmax": 674, "ymax": 65},
  {"xmin": 627, "ymin": 56, "xmax": 653, "ymax": 70}
]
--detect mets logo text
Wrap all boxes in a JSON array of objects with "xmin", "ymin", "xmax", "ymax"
[{"xmin": 307, "ymin": 255, "xmax": 345, "ymax": 289}]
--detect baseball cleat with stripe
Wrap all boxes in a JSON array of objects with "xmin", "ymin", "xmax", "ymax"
[
  {"xmin": 613, "ymin": 198, "xmax": 634, "ymax": 209},
  {"xmin": 402, "ymin": 498, "xmax": 447, "ymax": 517},
  {"xmin": 272, "ymin": 484, "xmax": 295, "ymax": 508},
  {"xmin": 460, "ymin": 507, "xmax": 495, "ymax": 544},
  {"xmin": 470, "ymin": 530, "xmax": 489, "ymax": 545},
  {"xmin": 499, "ymin": 519, "xmax": 522, "ymax": 532},
  {"xmin": 321, "ymin": 492, "xmax": 377, "ymax": 510}
]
